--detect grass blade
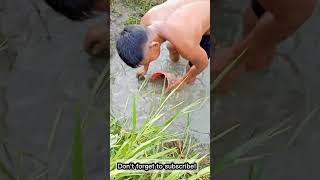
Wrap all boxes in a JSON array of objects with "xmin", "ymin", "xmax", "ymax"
[
  {"xmin": 146, "ymin": 148, "xmax": 177, "ymax": 159},
  {"xmin": 72, "ymin": 105, "xmax": 84, "ymax": 180},
  {"xmin": 248, "ymin": 160, "xmax": 266, "ymax": 180},
  {"xmin": 288, "ymin": 105, "xmax": 320, "ymax": 146},
  {"xmin": 212, "ymin": 123, "xmax": 240, "ymax": 143},
  {"xmin": 0, "ymin": 38, "xmax": 8, "ymax": 52},
  {"xmin": 57, "ymin": 150, "xmax": 71, "ymax": 179},
  {"xmin": 213, "ymin": 117, "xmax": 292, "ymax": 175},
  {"xmin": 132, "ymin": 96, "xmax": 137, "ymax": 132},
  {"xmin": 0, "ymin": 160, "xmax": 16, "ymax": 180},
  {"xmin": 214, "ymin": 153, "xmax": 270, "ymax": 176},
  {"xmin": 189, "ymin": 166, "xmax": 210, "ymax": 180},
  {"xmin": 48, "ymin": 108, "xmax": 63, "ymax": 151},
  {"xmin": 126, "ymin": 136, "xmax": 161, "ymax": 158},
  {"xmin": 212, "ymin": 47, "xmax": 248, "ymax": 91},
  {"xmin": 90, "ymin": 62, "xmax": 110, "ymax": 98},
  {"xmin": 1, "ymin": 144, "xmax": 15, "ymax": 170}
]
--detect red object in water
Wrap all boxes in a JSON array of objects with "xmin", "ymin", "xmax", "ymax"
[{"xmin": 151, "ymin": 71, "xmax": 171, "ymax": 92}]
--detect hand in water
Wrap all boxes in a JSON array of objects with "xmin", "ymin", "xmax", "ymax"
[
  {"xmin": 212, "ymin": 48, "xmax": 235, "ymax": 76},
  {"xmin": 212, "ymin": 48, "xmax": 246, "ymax": 93},
  {"xmin": 136, "ymin": 68, "xmax": 147, "ymax": 79},
  {"xmin": 166, "ymin": 76, "xmax": 187, "ymax": 93},
  {"xmin": 84, "ymin": 22, "xmax": 109, "ymax": 56}
]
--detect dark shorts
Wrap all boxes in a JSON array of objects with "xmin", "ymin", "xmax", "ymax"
[
  {"xmin": 189, "ymin": 35, "xmax": 211, "ymax": 66},
  {"xmin": 252, "ymin": 0, "xmax": 266, "ymax": 18}
]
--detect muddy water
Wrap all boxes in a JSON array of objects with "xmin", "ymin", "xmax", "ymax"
[
  {"xmin": 110, "ymin": 43, "xmax": 210, "ymax": 143},
  {"xmin": 110, "ymin": 3, "xmax": 210, "ymax": 144}
]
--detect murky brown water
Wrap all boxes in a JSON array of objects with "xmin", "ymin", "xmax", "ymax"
[
  {"xmin": 110, "ymin": 2, "xmax": 210, "ymax": 144},
  {"xmin": 110, "ymin": 43, "xmax": 210, "ymax": 143}
]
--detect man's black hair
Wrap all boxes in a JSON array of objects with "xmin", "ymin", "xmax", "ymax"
[
  {"xmin": 45, "ymin": 0, "xmax": 96, "ymax": 21},
  {"xmin": 116, "ymin": 25, "xmax": 149, "ymax": 68}
]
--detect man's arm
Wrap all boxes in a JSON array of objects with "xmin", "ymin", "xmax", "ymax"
[
  {"xmin": 162, "ymin": 23, "xmax": 209, "ymax": 86},
  {"xmin": 166, "ymin": 44, "xmax": 208, "ymax": 92},
  {"xmin": 136, "ymin": 63, "xmax": 149, "ymax": 79},
  {"xmin": 212, "ymin": 0, "xmax": 315, "ymax": 91},
  {"xmin": 260, "ymin": 0, "xmax": 315, "ymax": 23},
  {"xmin": 224, "ymin": 0, "xmax": 315, "ymax": 67},
  {"xmin": 181, "ymin": 45, "xmax": 209, "ymax": 84}
]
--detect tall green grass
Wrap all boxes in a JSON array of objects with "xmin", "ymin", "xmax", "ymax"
[
  {"xmin": 0, "ymin": 160, "xmax": 15, "ymax": 180},
  {"xmin": 72, "ymin": 105, "xmax": 84, "ymax": 180},
  {"xmin": 110, "ymin": 78, "xmax": 210, "ymax": 179},
  {"xmin": 0, "ymin": 38, "xmax": 8, "ymax": 52}
]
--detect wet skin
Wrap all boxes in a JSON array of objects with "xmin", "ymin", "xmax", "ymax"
[
  {"xmin": 137, "ymin": 0, "xmax": 210, "ymax": 92},
  {"xmin": 213, "ymin": 0, "xmax": 316, "ymax": 93}
]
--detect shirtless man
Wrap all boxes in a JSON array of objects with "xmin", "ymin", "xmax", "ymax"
[
  {"xmin": 116, "ymin": 0, "xmax": 210, "ymax": 92},
  {"xmin": 213, "ymin": 0, "xmax": 316, "ymax": 92}
]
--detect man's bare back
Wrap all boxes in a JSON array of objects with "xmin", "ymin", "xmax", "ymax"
[
  {"xmin": 142, "ymin": 0, "xmax": 210, "ymax": 39},
  {"xmin": 116, "ymin": 0, "xmax": 211, "ymax": 92}
]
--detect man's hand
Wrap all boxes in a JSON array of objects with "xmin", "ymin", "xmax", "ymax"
[
  {"xmin": 166, "ymin": 76, "xmax": 187, "ymax": 93},
  {"xmin": 136, "ymin": 68, "xmax": 147, "ymax": 79},
  {"xmin": 212, "ymin": 48, "xmax": 235, "ymax": 78},
  {"xmin": 212, "ymin": 47, "xmax": 246, "ymax": 92},
  {"xmin": 84, "ymin": 22, "xmax": 109, "ymax": 56},
  {"xmin": 136, "ymin": 64, "xmax": 149, "ymax": 80}
]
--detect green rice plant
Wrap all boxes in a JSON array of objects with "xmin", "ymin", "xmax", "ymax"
[
  {"xmin": 247, "ymin": 160, "xmax": 266, "ymax": 180},
  {"xmin": 288, "ymin": 105, "xmax": 320, "ymax": 146},
  {"xmin": 0, "ymin": 38, "xmax": 8, "ymax": 52},
  {"xmin": 110, "ymin": 79, "xmax": 210, "ymax": 179},
  {"xmin": 211, "ymin": 48, "xmax": 248, "ymax": 91},
  {"xmin": 0, "ymin": 159, "xmax": 16, "ymax": 180},
  {"xmin": 72, "ymin": 105, "xmax": 84, "ymax": 180}
]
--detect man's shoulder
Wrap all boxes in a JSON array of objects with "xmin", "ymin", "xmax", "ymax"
[
  {"xmin": 161, "ymin": 22, "xmax": 194, "ymax": 45},
  {"xmin": 160, "ymin": 21, "xmax": 185, "ymax": 37}
]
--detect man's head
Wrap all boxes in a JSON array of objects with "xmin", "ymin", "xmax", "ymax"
[
  {"xmin": 45, "ymin": 0, "xmax": 107, "ymax": 21},
  {"xmin": 116, "ymin": 25, "xmax": 161, "ymax": 68}
]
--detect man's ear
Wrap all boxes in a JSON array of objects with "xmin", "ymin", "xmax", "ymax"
[{"xmin": 149, "ymin": 41, "xmax": 160, "ymax": 51}]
